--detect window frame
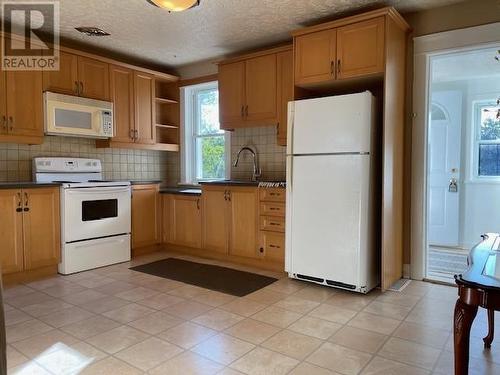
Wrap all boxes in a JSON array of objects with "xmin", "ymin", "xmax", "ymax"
[
  {"xmin": 180, "ymin": 81, "xmax": 230, "ymax": 185},
  {"xmin": 472, "ymin": 99, "xmax": 500, "ymax": 182}
]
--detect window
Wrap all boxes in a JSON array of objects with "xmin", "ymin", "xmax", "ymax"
[
  {"xmin": 181, "ymin": 81, "xmax": 230, "ymax": 184},
  {"xmin": 474, "ymin": 100, "xmax": 500, "ymax": 178}
]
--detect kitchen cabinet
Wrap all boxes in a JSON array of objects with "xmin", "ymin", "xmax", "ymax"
[
  {"xmin": 134, "ymin": 71, "xmax": 156, "ymax": 145},
  {"xmin": 43, "ymin": 53, "xmax": 110, "ymax": 100},
  {"xmin": 43, "ymin": 51, "xmax": 78, "ymax": 95},
  {"xmin": 218, "ymin": 48, "xmax": 283, "ymax": 130},
  {"xmin": 23, "ymin": 188, "xmax": 61, "ymax": 270},
  {"xmin": 228, "ymin": 187, "xmax": 258, "ymax": 258},
  {"xmin": 109, "ymin": 65, "xmax": 135, "ymax": 143},
  {"xmin": 277, "ymin": 49, "xmax": 293, "ymax": 146},
  {"xmin": 258, "ymin": 187, "xmax": 286, "ymax": 264},
  {"xmin": 336, "ymin": 17, "xmax": 385, "ymax": 79},
  {"xmin": 0, "ymin": 187, "xmax": 60, "ymax": 277},
  {"xmin": 294, "ymin": 29, "xmax": 336, "ymax": 86},
  {"xmin": 164, "ymin": 194, "xmax": 202, "ymax": 249},
  {"xmin": 0, "ymin": 69, "xmax": 43, "ymax": 143},
  {"xmin": 77, "ymin": 56, "xmax": 110, "ymax": 100},
  {"xmin": 202, "ymin": 186, "xmax": 228, "ymax": 254},
  {"xmin": 132, "ymin": 184, "xmax": 160, "ymax": 250}
]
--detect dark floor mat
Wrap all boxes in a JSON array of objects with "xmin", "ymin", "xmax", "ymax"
[{"xmin": 130, "ymin": 258, "xmax": 277, "ymax": 297}]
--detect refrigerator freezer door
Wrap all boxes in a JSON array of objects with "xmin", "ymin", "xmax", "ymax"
[
  {"xmin": 286, "ymin": 154, "xmax": 371, "ymax": 287},
  {"xmin": 290, "ymin": 92, "xmax": 374, "ymax": 155}
]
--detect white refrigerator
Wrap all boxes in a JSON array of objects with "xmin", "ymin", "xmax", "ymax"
[{"xmin": 285, "ymin": 91, "xmax": 379, "ymax": 294}]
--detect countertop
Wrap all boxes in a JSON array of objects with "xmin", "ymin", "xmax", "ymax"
[
  {"xmin": 200, "ymin": 180, "xmax": 286, "ymax": 188},
  {"xmin": 0, "ymin": 182, "xmax": 62, "ymax": 189},
  {"xmin": 160, "ymin": 187, "xmax": 202, "ymax": 195},
  {"xmin": 129, "ymin": 180, "xmax": 163, "ymax": 185}
]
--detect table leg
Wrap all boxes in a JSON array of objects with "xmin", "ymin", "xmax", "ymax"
[
  {"xmin": 483, "ymin": 309, "xmax": 494, "ymax": 349},
  {"xmin": 454, "ymin": 298, "xmax": 478, "ymax": 375}
]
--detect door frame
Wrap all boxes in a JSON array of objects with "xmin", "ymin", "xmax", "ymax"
[{"xmin": 411, "ymin": 22, "xmax": 500, "ymax": 280}]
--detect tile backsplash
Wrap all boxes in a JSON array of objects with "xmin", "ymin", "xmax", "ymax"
[{"xmin": 0, "ymin": 136, "xmax": 169, "ymax": 183}]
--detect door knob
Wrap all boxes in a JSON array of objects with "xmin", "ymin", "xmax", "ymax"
[{"xmin": 449, "ymin": 178, "xmax": 458, "ymax": 193}]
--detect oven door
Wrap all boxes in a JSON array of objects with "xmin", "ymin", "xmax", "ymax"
[{"xmin": 63, "ymin": 186, "xmax": 131, "ymax": 243}]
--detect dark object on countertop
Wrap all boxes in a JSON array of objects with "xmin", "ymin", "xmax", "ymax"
[
  {"xmin": 130, "ymin": 258, "xmax": 277, "ymax": 297},
  {"xmin": 0, "ymin": 274, "xmax": 6, "ymax": 375}
]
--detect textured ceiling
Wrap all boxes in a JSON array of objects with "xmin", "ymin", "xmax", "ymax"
[{"xmin": 37, "ymin": 0, "xmax": 465, "ymax": 71}]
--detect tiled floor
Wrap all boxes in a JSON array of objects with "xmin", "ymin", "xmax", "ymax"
[{"xmin": 4, "ymin": 251, "xmax": 500, "ymax": 375}]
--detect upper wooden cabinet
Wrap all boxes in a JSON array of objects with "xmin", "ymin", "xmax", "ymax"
[
  {"xmin": 132, "ymin": 184, "xmax": 161, "ymax": 251},
  {"xmin": 134, "ymin": 72, "xmax": 156, "ymax": 145},
  {"xmin": 78, "ymin": 56, "xmax": 110, "ymax": 100},
  {"xmin": 0, "ymin": 69, "xmax": 43, "ymax": 143},
  {"xmin": 110, "ymin": 65, "xmax": 135, "ymax": 143},
  {"xmin": 219, "ymin": 61, "xmax": 245, "ymax": 127},
  {"xmin": 295, "ymin": 29, "xmax": 336, "ymax": 86},
  {"xmin": 0, "ymin": 187, "xmax": 60, "ymax": 276},
  {"xmin": 219, "ymin": 47, "xmax": 286, "ymax": 130},
  {"xmin": 277, "ymin": 49, "xmax": 293, "ymax": 146},
  {"xmin": 43, "ymin": 52, "xmax": 110, "ymax": 100},
  {"xmin": 336, "ymin": 17, "xmax": 385, "ymax": 79},
  {"xmin": 42, "ymin": 51, "xmax": 78, "ymax": 95},
  {"xmin": 293, "ymin": 16, "xmax": 386, "ymax": 87}
]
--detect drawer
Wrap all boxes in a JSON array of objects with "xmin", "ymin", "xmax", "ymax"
[
  {"xmin": 259, "ymin": 231, "xmax": 285, "ymax": 262},
  {"xmin": 259, "ymin": 188, "xmax": 285, "ymax": 202},
  {"xmin": 260, "ymin": 202, "xmax": 285, "ymax": 217},
  {"xmin": 260, "ymin": 216, "xmax": 285, "ymax": 233}
]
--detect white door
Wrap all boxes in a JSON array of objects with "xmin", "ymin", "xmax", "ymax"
[
  {"xmin": 427, "ymin": 91, "xmax": 462, "ymax": 246},
  {"xmin": 288, "ymin": 92, "xmax": 374, "ymax": 155},
  {"xmin": 286, "ymin": 154, "xmax": 371, "ymax": 287}
]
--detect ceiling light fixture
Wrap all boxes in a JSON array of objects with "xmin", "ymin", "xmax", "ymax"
[
  {"xmin": 147, "ymin": 0, "xmax": 200, "ymax": 12},
  {"xmin": 75, "ymin": 27, "xmax": 110, "ymax": 37}
]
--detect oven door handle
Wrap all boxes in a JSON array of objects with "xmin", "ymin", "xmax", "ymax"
[{"xmin": 65, "ymin": 187, "xmax": 131, "ymax": 195}]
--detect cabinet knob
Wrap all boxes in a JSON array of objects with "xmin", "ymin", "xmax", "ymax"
[
  {"xmin": 259, "ymin": 247, "xmax": 264, "ymax": 253},
  {"xmin": 75, "ymin": 81, "xmax": 79, "ymax": 95},
  {"xmin": 79, "ymin": 81, "xmax": 84, "ymax": 95},
  {"xmin": 337, "ymin": 59, "xmax": 341, "ymax": 75},
  {"xmin": 8, "ymin": 116, "xmax": 13, "ymax": 131}
]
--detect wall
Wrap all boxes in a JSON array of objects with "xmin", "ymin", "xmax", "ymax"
[{"xmin": 0, "ymin": 137, "xmax": 170, "ymax": 183}]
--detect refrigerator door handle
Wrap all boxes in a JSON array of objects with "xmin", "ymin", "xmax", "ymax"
[
  {"xmin": 287, "ymin": 101, "xmax": 295, "ymax": 155},
  {"xmin": 287, "ymin": 156, "xmax": 293, "ymax": 193}
]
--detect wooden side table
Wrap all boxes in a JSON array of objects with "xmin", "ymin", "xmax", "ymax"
[{"xmin": 454, "ymin": 233, "xmax": 500, "ymax": 375}]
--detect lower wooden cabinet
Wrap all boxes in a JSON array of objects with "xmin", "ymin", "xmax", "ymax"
[
  {"xmin": 0, "ymin": 187, "xmax": 60, "ymax": 276},
  {"xmin": 258, "ymin": 187, "xmax": 286, "ymax": 263},
  {"xmin": 163, "ymin": 194, "xmax": 202, "ymax": 249},
  {"xmin": 228, "ymin": 187, "xmax": 258, "ymax": 258},
  {"xmin": 132, "ymin": 184, "xmax": 161, "ymax": 250},
  {"xmin": 202, "ymin": 186, "xmax": 229, "ymax": 254}
]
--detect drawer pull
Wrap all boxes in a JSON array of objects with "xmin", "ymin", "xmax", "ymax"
[
  {"xmin": 269, "ymin": 245, "xmax": 281, "ymax": 249},
  {"xmin": 269, "ymin": 207, "xmax": 279, "ymax": 211},
  {"xmin": 269, "ymin": 222, "xmax": 280, "ymax": 226}
]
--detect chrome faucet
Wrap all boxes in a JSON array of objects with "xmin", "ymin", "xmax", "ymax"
[{"xmin": 233, "ymin": 146, "xmax": 262, "ymax": 181}]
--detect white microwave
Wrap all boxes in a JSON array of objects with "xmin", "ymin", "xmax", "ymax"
[{"xmin": 44, "ymin": 92, "xmax": 113, "ymax": 139}]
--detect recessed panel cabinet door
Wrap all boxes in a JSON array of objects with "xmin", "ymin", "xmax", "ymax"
[
  {"xmin": 43, "ymin": 51, "xmax": 78, "ymax": 95},
  {"xmin": 0, "ymin": 69, "xmax": 6, "ymax": 135},
  {"xmin": 336, "ymin": 17, "xmax": 385, "ymax": 79},
  {"xmin": 5, "ymin": 70, "xmax": 43, "ymax": 137},
  {"xmin": 23, "ymin": 188, "xmax": 61, "ymax": 270},
  {"xmin": 134, "ymin": 72, "xmax": 155, "ymax": 144},
  {"xmin": 170, "ymin": 195, "xmax": 202, "ymax": 249},
  {"xmin": 132, "ymin": 184, "xmax": 160, "ymax": 249},
  {"xmin": 110, "ymin": 65, "xmax": 135, "ymax": 143},
  {"xmin": 228, "ymin": 187, "xmax": 258, "ymax": 258},
  {"xmin": 202, "ymin": 187, "xmax": 228, "ymax": 254},
  {"xmin": 277, "ymin": 49, "xmax": 293, "ymax": 146},
  {"xmin": 245, "ymin": 54, "xmax": 277, "ymax": 123},
  {"xmin": 295, "ymin": 29, "xmax": 336, "ymax": 86},
  {"xmin": 77, "ymin": 56, "xmax": 110, "ymax": 100},
  {"xmin": 0, "ymin": 190, "xmax": 24, "ymax": 274},
  {"xmin": 218, "ymin": 61, "xmax": 245, "ymax": 129}
]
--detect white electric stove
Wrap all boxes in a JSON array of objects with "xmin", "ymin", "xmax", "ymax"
[{"xmin": 33, "ymin": 157, "xmax": 131, "ymax": 275}]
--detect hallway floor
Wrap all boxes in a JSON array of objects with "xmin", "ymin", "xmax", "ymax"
[{"xmin": 4, "ymin": 251, "xmax": 500, "ymax": 375}]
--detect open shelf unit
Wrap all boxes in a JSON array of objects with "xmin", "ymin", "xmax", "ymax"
[{"xmin": 155, "ymin": 78, "xmax": 180, "ymax": 152}]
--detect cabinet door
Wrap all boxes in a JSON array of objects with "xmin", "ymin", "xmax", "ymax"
[
  {"xmin": 134, "ymin": 71, "xmax": 155, "ymax": 144},
  {"xmin": 77, "ymin": 56, "xmax": 110, "ymax": 100},
  {"xmin": 110, "ymin": 65, "xmax": 135, "ymax": 143},
  {"xmin": 277, "ymin": 49, "xmax": 293, "ymax": 146},
  {"xmin": 0, "ymin": 70, "xmax": 6, "ymax": 135},
  {"xmin": 23, "ymin": 188, "xmax": 61, "ymax": 270},
  {"xmin": 132, "ymin": 184, "xmax": 160, "ymax": 249},
  {"xmin": 259, "ymin": 232, "xmax": 285, "ymax": 263},
  {"xmin": 218, "ymin": 61, "xmax": 245, "ymax": 129},
  {"xmin": 228, "ymin": 187, "xmax": 258, "ymax": 258},
  {"xmin": 162, "ymin": 194, "xmax": 171, "ymax": 244},
  {"xmin": 169, "ymin": 195, "xmax": 202, "ymax": 248},
  {"xmin": 202, "ymin": 187, "xmax": 228, "ymax": 254},
  {"xmin": 5, "ymin": 70, "xmax": 43, "ymax": 137},
  {"xmin": 336, "ymin": 17, "xmax": 385, "ymax": 79},
  {"xmin": 43, "ymin": 51, "xmax": 78, "ymax": 95},
  {"xmin": 294, "ymin": 29, "xmax": 336, "ymax": 86},
  {"xmin": 0, "ymin": 190, "xmax": 24, "ymax": 274},
  {"xmin": 245, "ymin": 54, "xmax": 277, "ymax": 123}
]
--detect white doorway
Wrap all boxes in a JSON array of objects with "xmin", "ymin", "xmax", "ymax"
[{"xmin": 411, "ymin": 23, "xmax": 500, "ymax": 283}]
